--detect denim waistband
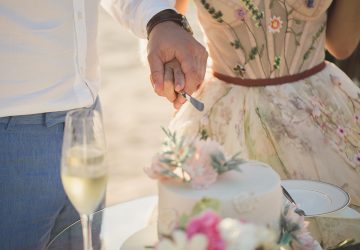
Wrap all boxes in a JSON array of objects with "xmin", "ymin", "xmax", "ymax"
[
  {"xmin": 0, "ymin": 111, "xmax": 68, "ymax": 128},
  {"xmin": 0, "ymin": 98, "xmax": 101, "ymax": 128}
]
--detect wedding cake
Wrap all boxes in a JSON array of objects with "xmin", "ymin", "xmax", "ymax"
[
  {"xmin": 158, "ymin": 161, "xmax": 282, "ymax": 235},
  {"xmin": 122, "ymin": 130, "xmax": 319, "ymax": 250}
]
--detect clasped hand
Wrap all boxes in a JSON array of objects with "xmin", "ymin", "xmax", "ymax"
[{"xmin": 147, "ymin": 21, "xmax": 208, "ymax": 109}]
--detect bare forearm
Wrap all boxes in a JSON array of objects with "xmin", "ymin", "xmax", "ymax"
[
  {"xmin": 176, "ymin": 0, "xmax": 189, "ymax": 14},
  {"xmin": 326, "ymin": 0, "xmax": 360, "ymax": 59}
]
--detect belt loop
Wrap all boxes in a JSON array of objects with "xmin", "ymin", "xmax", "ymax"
[
  {"xmin": 45, "ymin": 113, "xmax": 55, "ymax": 127},
  {"xmin": 45, "ymin": 111, "xmax": 67, "ymax": 128},
  {"xmin": 5, "ymin": 117, "xmax": 16, "ymax": 130}
]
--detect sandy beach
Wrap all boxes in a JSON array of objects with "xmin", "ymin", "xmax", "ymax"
[{"xmin": 98, "ymin": 6, "xmax": 203, "ymax": 205}]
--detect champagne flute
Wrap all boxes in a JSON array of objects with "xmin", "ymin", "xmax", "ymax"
[{"xmin": 61, "ymin": 108, "xmax": 107, "ymax": 250}]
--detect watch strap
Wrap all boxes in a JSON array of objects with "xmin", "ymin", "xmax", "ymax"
[{"xmin": 146, "ymin": 9, "xmax": 193, "ymax": 39}]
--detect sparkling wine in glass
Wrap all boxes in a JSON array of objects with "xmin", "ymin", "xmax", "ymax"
[{"xmin": 61, "ymin": 109, "xmax": 107, "ymax": 250}]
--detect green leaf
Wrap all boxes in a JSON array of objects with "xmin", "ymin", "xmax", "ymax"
[
  {"xmin": 294, "ymin": 19, "xmax": 302, "ymax": 25},
  {"xmin": 279, "ymin": 232, "xmax": 292, "ymax": 245},
  {"xmin": 200, "ymin": 129, "xmax": 208, "ymax": 140},
  {"xmin": 178, "ymin": 214, "xmax": 190, "ymax": 229},
  {"xmin": 208, "ymin": 7, "xmax": 215, "ymax": 14},
  {"xmin": 191, "ymin": 198, "xmax": 220, "ymax": 215}
]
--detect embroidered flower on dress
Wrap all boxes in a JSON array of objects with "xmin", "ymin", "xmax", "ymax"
[
  {"xmin": 354, "ymin": 113, "xmax": 359, "ymax": 122},
  {"xmin": 273, "ymin": 56, "xmax": 281, "ymax": 70},
  {"xmin": 336, "ymin": 127, "xmax": 346, "ymax": 137},
  {"xmin": 354, "ymin": 154, "xmax": 360, "ymax": 165},
  {"xmin": 234, "ymin": 7, "xmax": 247, "ymax": 21},
  {"xmin": 311, "ymin": 105, "xmax": 321, "ymax": 118},
  {"xmin": 330, "ymin": 74, "xmax": 341, "ymax": 86},
  {"xmin": 268, "ymin": 16, "xmax": 283, "ymax": 33},
  {"xmin": 233, "ymin": 64, "xmax": 246, "ymax": 78},
  {"xmin": 305, "ymin": 0, "xmax": 315, "ymax": 8}
]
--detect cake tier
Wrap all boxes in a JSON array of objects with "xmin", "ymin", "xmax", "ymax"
[{"xmin": 158, "ymin": 161, "xmax": 282, "ymax": 235}]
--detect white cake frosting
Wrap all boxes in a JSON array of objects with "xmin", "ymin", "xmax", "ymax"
[{"xmin": 158, "ymin": 161, "xmax": 282, "ymax": 235}]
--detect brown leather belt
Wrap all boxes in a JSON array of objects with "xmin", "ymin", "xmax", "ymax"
[{"xmin": 213, "ymin": 61, "xmax": 326, "ymax": 87}]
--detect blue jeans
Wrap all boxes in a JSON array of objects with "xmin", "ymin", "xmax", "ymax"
[
  {"xmin": 0, "ymin": 111, "xmax": 79, "ymax": 250},
  {"xmin": 0, "ymin": 102, "xmax": 102, "ymax": 250}
]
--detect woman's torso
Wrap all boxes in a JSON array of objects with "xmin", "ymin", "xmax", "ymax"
[{"xmin": 193, "ymin": 0, "xmax": 333, "ymax": 79}]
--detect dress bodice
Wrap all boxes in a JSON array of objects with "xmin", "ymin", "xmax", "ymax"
[{"xmin": 194, "ymin": 0, "xmax": 333, "ymax": 79}]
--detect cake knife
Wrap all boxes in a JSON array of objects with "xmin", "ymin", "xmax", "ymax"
[
  {"xmin": 179, "ymin": 91, "xmax": 204, "ymax": 111},
  {"xmin": 281, "ymin": 186, "xmax": 306, "ymax": 216}
]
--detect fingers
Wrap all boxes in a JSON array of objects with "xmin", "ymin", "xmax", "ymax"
[
  {"xmin": 164, "ymin": 59, "xmax": 186, "ymax": 109},
  {"xmin": 163, "ymin": 65, "xmax": 177, "ymax": 103},
  {"xmin": 177, "ymin": 47, "xmax": 208, "ymax": 95},
  {"xmin": 147, "ymin": 21, "xmax": 208, "ymax": 108},
  {"xmin": 173, "ymin": 62, "xmax": 185, "ymax": 92},
  {"xmin": 148, "ymin": 53, "xmax": 164, "ymax": 96},
  {"xmin": 173, "ymin": 96, "xmax": 186, "ymax": 110}
]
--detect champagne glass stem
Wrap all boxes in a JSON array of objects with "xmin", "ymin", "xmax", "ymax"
[{"xmin": 81, "ymin": 214, "xmax": 93, "ymax": 250}]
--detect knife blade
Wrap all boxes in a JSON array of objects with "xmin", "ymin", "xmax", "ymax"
[{"xmin": 180, "ymin": 91, "xmax": 204, "ymax": 111}]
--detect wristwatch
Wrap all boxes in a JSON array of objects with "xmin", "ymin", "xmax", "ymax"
[{"xmin": 146, "ymin": 9, "xmax": 193, "ymax": 39}]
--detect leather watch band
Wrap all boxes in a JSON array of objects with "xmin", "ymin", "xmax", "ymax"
[{"xmin": 146, "ymin": 9, "xmax": 193, "ymax": 39}]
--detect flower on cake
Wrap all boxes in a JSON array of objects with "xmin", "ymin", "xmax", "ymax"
[
  {"xmin": 186, "ymin": 211, "xmax": 225, "ymax": 250},
  {"xmin": 157, "ymin": 230, "xmax": 208, "ymax": 250},
  {"xmin": 145, "ymin": 128, "xmax": 244, "ymax": 188},
  {"xmin": 218, "ymin": 218, "xmax": 278, "ymax": 250},
  {"xmin": 268, "ymin": 16, "xmax": 283, "ymax": 33},
  {"xmin": 155, "ymin": 199, "xmax": 320, "ymax": 250},
  {"xmin": 280, "ymin": 204, "xmax": 321, "ymax": 250},
  {"xmin": 183, "ymin": 140, "xmax": 223, "ymax": 189},
  {"xmin": 144, "ymin": 155, "xmax": 174, "ymax": 181}
]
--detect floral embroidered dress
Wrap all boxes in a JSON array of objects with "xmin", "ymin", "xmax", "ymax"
[{"xmin": 169, "ymin": 0, "xmax": 360, "ymax": 246}]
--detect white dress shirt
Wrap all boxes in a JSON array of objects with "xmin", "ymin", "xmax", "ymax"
[{"xmin": 0, "ymin": 0, "xmax": 175, "ymax": 117}]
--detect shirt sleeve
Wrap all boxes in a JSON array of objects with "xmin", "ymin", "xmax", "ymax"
[{"xmin": 101, "ymin": 0, "xmax": 176, "ymax": 39}]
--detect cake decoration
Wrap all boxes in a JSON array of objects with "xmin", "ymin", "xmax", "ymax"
[
  {"xmin": 145, "ymin": 128, "xmax": 244, "ymax": 189},
  {"xmin": 155, "ymin": 198, "xmax": 320, "ymax": 250},
  {"xmin": 232, "ymin": 193, "xmax": 258, "ymax": 213}
]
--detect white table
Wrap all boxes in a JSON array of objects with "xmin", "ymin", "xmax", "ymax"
[{"xmin": 47, "ymin": 196, "xmax": 158, "ymax": 250}]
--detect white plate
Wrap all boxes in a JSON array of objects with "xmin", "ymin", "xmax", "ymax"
[
  {"xmin": 120, "ymin": 224, "xmax": 157, "ymax": 250},
  {"xmin": 281, "ymin": 180, "xmax": 350, "ymax": 217}
]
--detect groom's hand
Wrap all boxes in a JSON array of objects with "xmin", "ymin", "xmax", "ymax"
[
  {"xmin": 147, "ymin": 21, "xmax": 207, "ymax": 108},
  {"xmin": 163, "ymin": 59, "xmax": 186, "ymax": 109}
]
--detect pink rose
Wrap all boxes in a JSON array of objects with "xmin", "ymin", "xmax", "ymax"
[
  {"xmin": 144, "ymin": 154, "xmax": 173, "ymax": 181},
  {"xmin": 183, "ymin": 140, "xmax": 224, "ymax": 188},
  {"xmin": 186, "ymin": 211, "xmax": 225, "ymax": 250}
]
